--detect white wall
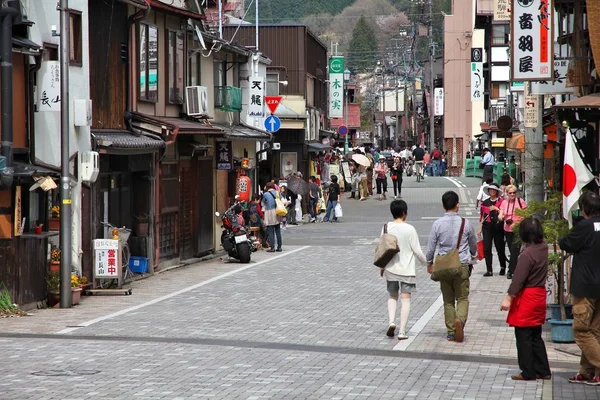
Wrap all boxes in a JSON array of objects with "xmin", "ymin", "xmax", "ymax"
[{"xmin": 29, "ymin": 0, "xmax": 92, "ymax": 274}]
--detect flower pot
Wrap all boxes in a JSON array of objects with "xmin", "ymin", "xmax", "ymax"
[
  {"xmin": 47, "ymin": 291, "xmax": 60, "ymax": 307},
  {"xmin": 135, "ymin": 221, "xmax": 149, "ymax": 237},
  {"xmin": 50, "ymin": 261, "xmax": 60, "ymax": 273},
  {"xmin": 48, "ymin": 218, "xmax": 60, "ymax": 231},
  {"xmin": 550, "ymin": 304, "xmax": 573, "ymax": 321},
  {"xmin": 550, "ymin": 319, "xmax": 575, "ymax": 343},
  {"xmin": 71, "ymin": 287, "xmax": 82, "ymax": 305}
]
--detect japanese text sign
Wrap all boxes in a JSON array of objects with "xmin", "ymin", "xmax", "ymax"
[
  {"xmin": 94, "ymin": 239, "xmax": 120, "ymax": 278},
  {"xmin": 470, "ymin": 48, "xmax": 484, "ymax": 102},
  {"xmin": 247, "ymin": 77, "xmax": 264, "ymax": 117},
  {"xmin": 494, "ymin": 0, "xmax": 511, "ymax": 21},
  {"xmin": 511, "ymin": 0, "xmax": 553, "ymax": 81},
  {"xmin": 530, "ymin": 59, "xmax": 574, "ymax": 94},
  {"xmin": 215, "ymin": 141, "xmax": 233, "ymax": 170},
  {"xmin": 434, "ymin": 88, "xmax": 444, "ymax": 116},
  {"xmin": 37, "ymin": 61, "xmax": 61, "ymax": 112},
  {"xmin": 328, "ymin": 56, "xmax": 344, "ymax": 118}
]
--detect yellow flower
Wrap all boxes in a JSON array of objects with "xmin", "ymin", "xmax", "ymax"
[
  {"xmin": 71, "ymin": 275, "xmax": 80, "ymax": 287},
  {"xmin": 51, "ymin": 205, "xmax": 60, "ymax": 218}
]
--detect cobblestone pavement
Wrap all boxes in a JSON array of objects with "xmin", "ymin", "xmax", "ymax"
[{"xmin": 1, "ymin": 176, "xmax": 598, "ymax": 399}]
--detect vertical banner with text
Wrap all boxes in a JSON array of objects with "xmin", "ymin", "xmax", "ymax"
[
  {"xmin": 247, "ymin": 77, "xmax": 265, "ymax": 117},
  {"xmin": 328, "ymin": 56, "xmax": 344, "ymax": 118},
  {"xmin": 471, "ymin": 48, "xmax": 484, "ymax": 102},
  {"xmin": 511, "ymin": 0, "xmax": 553, "ymax": 80}
]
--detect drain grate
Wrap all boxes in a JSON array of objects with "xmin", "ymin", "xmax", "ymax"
[{"xmin": 32, "ymin": 369, "xmax": 100, "ymax": 377}]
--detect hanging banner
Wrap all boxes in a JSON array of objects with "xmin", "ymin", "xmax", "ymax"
[
  {"xmin": 215, "ymin": 141, "xmax": 233, "ymax": 170},
  {"xmin": 434, "ymin": 88, "xmax": 444, "ymax": 116},
  {"xmin": 247, "ymin": 77, "xmax": 265, "ymax": 117},
  {"xmin": 530, "ymin": 59, "xmax": 574, "ymax": 94},
  {"xmin": 37, "ymin": 61, "xmax": 61, "ymax": 112},
  {"xmin": 494, "ymin": 0, "xmax": 511, "ymax": 21},
  {"xmin": 511, "ymin": 0, "xmax": 553, "ymax": 81},
  {"xmin": 328, "ymin": 56, "xmax": 344, "ymax": 118},
  {"xmin": 470, "ymin": 48, "xmax": 484, "ymax": 102}
]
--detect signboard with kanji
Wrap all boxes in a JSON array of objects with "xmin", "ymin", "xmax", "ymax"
[
  {"xmin": 94, "ymin": 239, "xmax": 120, "ymax": 278},
  {"xmin": 524, "ymin": 95, "xmax": 539, "ymax": 128},
  {"xmin": 434, "ymin": 88, "xmax": 444, "ymax": 116},
  {"xmin": 470, "ymin": 48, "xmax": 484, "ymax": 102},
  {"xmin": 511, "ymin": 0, "xmax": 553, "ymax": 81},
  {"xmin": 328, "ymin": 56, "xmax": 344, "ymax": 118},
  {"xmin": 38, "ymin": 61, "xmax": 61, "ymax": 112},
  {"xmin": 215, "ymin": 141, "xmax": 233, "ymax": 170},
  {"xmin": 247, "ymin": 77, "xmax": 264, "ymax": 117},
  {"xmin": 494, "ymin": 0, "xmax": 511, "ymax": 21},
  {"xmin": 530, "ymin": 59, "xmax": 574, "ymax": 94}
]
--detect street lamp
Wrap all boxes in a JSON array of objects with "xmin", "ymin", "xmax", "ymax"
[{"xmin": 343, "ymin": 68, "xmax": 351, "ymax": 153}]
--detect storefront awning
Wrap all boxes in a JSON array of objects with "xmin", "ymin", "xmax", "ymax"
[
  {"xmin": 553, "ymin": 93, "xmax": 600, "ymax": 110},
  {"xmin": 214, "ymin": 123, "xmax": 271, "ymax": 141},
  {"xmin": 130, "ymin": 113, "xmax": 225, "ymax": 143},
  {"xmin": 92, "ymin": 130, "xmax": 165, "ymax": 154},
  {"xmin": 308, "ymin": 142, "xmax": 331, "ymax": 152},
  {"xmin": 12, "ymin": 36, "xmax": 41, "ymax": 55},
  {"xmin": 13, "ymin": 162, "xmax": 60, "ymax": 178},
  {"xmin": 506, "ymin": 133, "xmax": 525, "ymax": 152}
]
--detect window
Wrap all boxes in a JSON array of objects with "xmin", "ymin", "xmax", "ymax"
[
  {"xmin": 69, "ymin": 11, "xmax": 82, "ymax": 66},
  {"xmin": 266, "ymin": 73, "xmax": 279, "ymax": 96},
  {"xmin": 138, "ymin": 23, "xmax": 158, "ymax": 102},
  {"xmin": 492, "ymin": 24, "xmax": 509, "ymax": 46},
  {"xmin": 490, "ymin": 83, "xmax": 508, "ymax": 99},
  {"xmin": 42, "ymin": 43, "xmax": 58, "ymax": 61},
  {"xmin": 167, "ymin": 30, "xmax": 185, "ymax": 104},
  {"xmin": 213, "ymin": 60, "xmax": 226, "ymax": 87},
  {"xmin": 188, "ymin": 51, "xmax": 201, "ymax": 86}
]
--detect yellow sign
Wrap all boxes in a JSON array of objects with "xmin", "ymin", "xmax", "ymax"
[
  {"xmin": 62, "ymin": 199, "xmax": 72, "ymax": 205},
  {"xmin": 14, "ymin": 186, "xmax": 21, "ymax": 237},
  {"xmin": 241, "ymin": 158, "xmax": 250, "ymax": 169},
  {"xmin": 491, "ymin": 138, "xmax": 506, "ymax": 147}
]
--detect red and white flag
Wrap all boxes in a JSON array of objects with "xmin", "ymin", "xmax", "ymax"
[{"xmin": 563, "ymin": 129, "xmax": 595, "ymax": 225}]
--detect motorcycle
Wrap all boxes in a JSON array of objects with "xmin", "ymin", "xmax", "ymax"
[{"xmin": 215, "ymin": 196, "xmax": 255, "ymax": 263}]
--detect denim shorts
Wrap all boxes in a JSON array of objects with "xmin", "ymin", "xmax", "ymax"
[{"xmin": 387, "ymin": 281, "xmax": 416, "ymax": 295}]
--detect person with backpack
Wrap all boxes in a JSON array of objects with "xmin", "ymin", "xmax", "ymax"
[
  {"xmin": 322, "ymin": 175, "xmax": 340, "ymax": 223},
  {"xmin": 498, "ymin": 185, "xmax": 527, "ymax": 279}
]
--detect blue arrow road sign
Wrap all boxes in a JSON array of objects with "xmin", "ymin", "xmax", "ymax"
[{"xmin": 264, "ymin": 115, "xmax": 281, "ymax": 133}]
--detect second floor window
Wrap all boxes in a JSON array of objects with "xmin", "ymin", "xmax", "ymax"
[
  {"xmin": 167, "ymin": 30, "xmax": 184, "ymax": 104},
  {"xmin": 266, "ymin": 73, "xmax": 279, "ymax": 96},
  {"xmin": 492, "ymin": 24, "xmax": 509, "ymax": 46},
  {"xmin": 69, "ymin": 11, "xmax": 82, "ymax": 66},
  {"xmin": 138, "ymin": 23, "xmax": 158, "ymax": 102}
]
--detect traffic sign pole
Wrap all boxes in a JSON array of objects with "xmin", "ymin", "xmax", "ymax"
[{"xmin": 523, "ymin": 83, "xmax": 544, "ymax": 203}]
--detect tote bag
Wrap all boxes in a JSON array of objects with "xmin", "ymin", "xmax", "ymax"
[
  {"xmin": 373, "ymin": 224, "xmax": 400, "ymax": 268},
  {"xmin": 431, "ymin": 218, "xmax": 466, "ymax": 282},
  {"xmin": 271, "ymin": 192, "xmax": 288, "ymax": 217}
]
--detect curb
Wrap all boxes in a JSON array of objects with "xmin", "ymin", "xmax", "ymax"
[{"xmin": 541, "ymin": 377, "xmax": 553, "ymax": 400}]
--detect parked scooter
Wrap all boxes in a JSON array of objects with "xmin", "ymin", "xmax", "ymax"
[{"xmin": 215, "ymin": 196, "xmax": 255, "ymax": 263}]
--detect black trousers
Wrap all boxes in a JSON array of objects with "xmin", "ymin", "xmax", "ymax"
[
  {"xmin": 483, "ymin": 165, "xmax": 494, "ymax": 182},
  {"xmin": 514, "ymin": 325, "xmax": 551, "ymax": 379},
  {"xmin": 376, "ymin": 178, "xmax": 387, "ymax": 195},
  {"xmin": 504, "ymin": 232, "xmax": 521, "ymax": 274},
  {"xmin": 392, "ymin": 177, "xmax": 402, "ymax": 197},
  {"xmin": 483, "ymin": 223, "xmax": 507, "ymax": 273}
]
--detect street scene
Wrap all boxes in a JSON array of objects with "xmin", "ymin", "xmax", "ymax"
[{"xmin": 2, "ymin": 0, "xmax": 600, "ymax": 399}]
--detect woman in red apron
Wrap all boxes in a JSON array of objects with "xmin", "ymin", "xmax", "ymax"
[{"xmin": 500, "ymin": 217, "xmax": 551, "ymax": 381}]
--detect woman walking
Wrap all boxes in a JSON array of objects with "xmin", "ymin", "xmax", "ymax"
[
  {"xmin": 380, "ymin": 200, "xmax": 428, "ymax": 340},
  {"xmin": 261, "ymin": 182, "xmax": 283, "ymax": 252},
  {"xmin": 322, "ymin": 175, "xmax": 340, "ymax": 223},
  {"xmin": 390, "ymin": 156, "xmax": 403, "ymax": 199},
  {"xmin": 500, "ymin": 217, "xmax": 551, "ymax": 381},
  {"xmin": 479, "ymin": 182, "xmax": 507, "ymax": 276},
  {"xmin": 498, "ymin": 185, "xmax": 527, "ymax": 279},
  {"xmin": 374, "ymin": 155, "xmax": 389, "ymax": 201}
]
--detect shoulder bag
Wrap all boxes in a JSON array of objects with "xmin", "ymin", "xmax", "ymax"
[
  {"xmin": 374, "ymin": 223, "xmax": 400, "ymax": 268},
  {"xmin": 431, "ymin": 218, "xmax": 466, "ymax": 282},
  {"xmin": 271, "ymin": 192, "xmax": 288, "ymax": 217}
]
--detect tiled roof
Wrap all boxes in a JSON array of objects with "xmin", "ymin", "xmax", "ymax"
[{"xmin": 93, "ymin": 130, "xmax": 165, "ymax": 150}]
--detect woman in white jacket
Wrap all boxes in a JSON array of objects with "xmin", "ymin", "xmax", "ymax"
[{"xmin": 380, "ymin": 200, "xmax": 428, "ymax": 340}]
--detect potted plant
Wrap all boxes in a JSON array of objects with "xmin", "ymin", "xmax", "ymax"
[
  {"xmin": 71, "ymin": 274, "xmax": 82, "ymax": 305},
  {"xmin": 50, "ymin": 247, "xmax": 60, "ymax": 272},
  {"xmin": 46, "ymin": 271, "xmax": 60, "ymax": 307},
  {"xmin": 134, "ymin": 213, "xmax": 149, "ymax": 237},
  {"xmin": 514, "ymin": 191, "xmax": 573, "ymax": 342},
  {"xmin": 49, "ymin": 205, "xmax": 60, "ymax": 231}
]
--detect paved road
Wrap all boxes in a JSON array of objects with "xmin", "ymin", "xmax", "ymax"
[{"xmin": 0, "ymin": 176, "xmax": 598, "ymax": 399}]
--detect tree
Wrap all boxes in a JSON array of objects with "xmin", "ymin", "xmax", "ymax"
[{"xmin": 347, "ymin": 15, "xmax": 378, "ymax": 72}]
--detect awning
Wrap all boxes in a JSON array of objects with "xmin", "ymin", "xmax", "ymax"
[
  {"xmin": 506, "ymin": 133, "xmax": 525, "ymax": 152},
  {"xmin": 130, "ymin": 113, "xmax": 224, "ymax": 142},
  {"xmin": 553, "ymin": 93, "xmax": 600, "ymax": 110},
  {"xmin": 214, "ymin": 123, "xmax": 271, "ymax": 141},
  {"xmin": 146, "ymin": 0, "xmax": 204, "ymax": 20},
  {"xmin": 13, "ymin": 162, "xmax": 60, "ymax": 178},
  {"xmin": 308, "ymin": 142, "xmax": 331, "ymax": 152},
  {"xmin": 12, "ymin": 36, "xmax": 41, "ymax": 55},
  {"xmin": 319, "ymin": 129, "xmax": 335, "ymax": 136},
  {"xmin": 92, "ymin": 130, "xmax": 165, "ymax": 154}
]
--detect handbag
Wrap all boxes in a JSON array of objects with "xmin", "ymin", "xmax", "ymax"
[
  {"xmin": 373, "ymin": 223, "xmax": 400, "ymax": 268},
  {"xmin": 271, "ymin": 192, "xmax": 288, "ymax": 217},
  {"xmin": 476, "ymin": 234, "xmax": 485, "ymax": 261},
  {"xmin": 334, "ymin": 203, "xmax": 343, "ymax": 218},
  {"xmin": 478, "ymin": 162, "xmax": 485, "ymax": 169},
  {"xmin": 431, "ymin": 218, "xmax": 466, "ymax": 282}
]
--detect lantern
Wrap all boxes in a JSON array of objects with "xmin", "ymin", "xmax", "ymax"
[{"xmin": 236, "ymin": 175, "xmax": 251, "ymax": 202}]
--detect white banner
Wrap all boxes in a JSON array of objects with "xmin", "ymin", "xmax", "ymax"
[
  {"xmin": 511, "ymin": 0, "xmax": 553, "ymax": 80},
  {"xmin": 37, "ymin": 61, "xmax": 61, "ymax": 112},
  {"xmin": 247, "ymin": 77, "xmax": 264, "ymax": 117},
  {"xmin": 434, "ymin": 88, "xmax": 444, "ymax": 116},
  {"xmin": 471, "ymin": 48, "xmax": 484, "ymax": 102},
  {"xmin": 530, "ymin": 59, "xmax": 574, "ymax": 94},
  {"xmin": 494, "ymin": 0, "xmax": 511, "ymax": 21},
  {"xmin": 328, "ymin": 56, "xmax": 344, "ymax": 118}
]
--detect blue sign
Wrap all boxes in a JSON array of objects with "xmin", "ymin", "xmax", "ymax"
[
  {"xmin": 264, "ymin": 115, "xmax": 281, "ymax": 133},
  {"xmin": 338, "ymin": 125, "xmax": 348, "ymax": 136}
]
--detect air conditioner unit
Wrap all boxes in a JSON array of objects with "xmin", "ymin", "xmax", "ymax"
[
  {"xmin": 80, "ymin": 151, "xmax": 99, "ymax": 183},
  {"xmin": 185, "ymin": 86, "xmax": 209, "ymax": 116}
]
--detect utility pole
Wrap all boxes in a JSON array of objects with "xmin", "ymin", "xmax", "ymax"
[
  {"xmin": 523, "ymin": 83, "xmax": 544, "ymax": 202},
  {"xmin": 412, "ymin": 79, "xmax": 418, "ymax": 146},
  {"xmin": 395, "ymin": 79, "xmax": 399, "ymax": 149},
  {"xmin": 381, "ymin": 71, "xmax": 386, "ymax": 149},
  {"xmin": 59, "ymin": 0, "xmax": 73, "ymax": 308},
  {"xmin": 428, "ymin": 0, "xmax": 435, "ymax": 151},
  {"xmin": 404, "ymin": 79, "xmax": 409, "ymax": 148}
]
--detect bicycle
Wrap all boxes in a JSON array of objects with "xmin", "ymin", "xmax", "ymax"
[{"xmin": 96, "ymin": 222, "xmax": 132, "ymax": 289}]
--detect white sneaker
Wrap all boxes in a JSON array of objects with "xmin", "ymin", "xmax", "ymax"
[
  {"xmin": 386, "ymin": 322, "xmax": 396, "ymax": 337},
  {"xmin": 397, "ymin": 331, "xmax": 408, "ymax": 340}
]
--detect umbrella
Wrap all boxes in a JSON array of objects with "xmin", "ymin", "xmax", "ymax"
[
  {"xmin": 352, "ymin": 153, "xmax": 371, "ymax": 167},
  {"xmin": 286, "ymin": 177, "xmax": 310, "ymax": 196}
]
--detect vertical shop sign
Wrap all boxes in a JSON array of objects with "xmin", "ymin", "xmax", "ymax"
[
  {"xmin": 471, "ymin": 48, "xmax": 484, "ymax": 102},
  {"xmin": 328, "ymin": 56, "xmax": 344, "ymax": 118},
  {"xmin": 216, "ymin": 141, "xmax": 233, "ymax": 170},
  {"xmin": 248, "ymin": 77, "xmax": 265, "ymax": 117}
]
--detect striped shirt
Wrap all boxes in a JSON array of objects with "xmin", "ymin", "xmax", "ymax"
[{"xmin": 426, "ymin": 212, "xmax": 478, "ymax": 264}]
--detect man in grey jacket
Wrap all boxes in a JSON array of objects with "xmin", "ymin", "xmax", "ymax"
[{"xmin": 426, "ymin": 191, "xmax": 478, "ymax": 342}]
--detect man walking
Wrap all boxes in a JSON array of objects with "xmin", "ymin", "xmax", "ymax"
[
  {"xmin": 481, "ymin": 148, "xmax": 495, "ymax": 182},
  {"xmin": 308, "ymin": 176, "xmax": 320, "ymax": 223},
  {"xmin": 412, "ymin": 145, "xmax": 425, "ymax": 180},
  {"xmin": 426, "ymin": 191, "xmax": 477, "ymax": 342},
  {"xmin": 559, "ymin": 192, "xmax": 600, "ymax": 385}
]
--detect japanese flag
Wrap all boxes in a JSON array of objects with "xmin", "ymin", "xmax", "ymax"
[{"xmin": 563, "ymin": 129, "xmax": 595, "ymax": 225}]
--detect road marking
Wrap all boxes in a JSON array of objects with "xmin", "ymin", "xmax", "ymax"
[
  {"xmin": 56, "ymin": 246, "xmax": 311, "ymax": 334},
  {"xmin": 445, "ymin": 177, "xmax": 467, "ymax": 188},
  {"xmin": 393, "ymin": 294, "xmax": 444, "ymax": 351}
]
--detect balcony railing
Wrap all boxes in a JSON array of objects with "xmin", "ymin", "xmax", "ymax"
[
  {"xmin": 485, "ymin": 105, "xmax": 520, "ymax": 129},
  {"xmin": 214, "ymin": 86, "xmax": 242, "ymax": 112}
]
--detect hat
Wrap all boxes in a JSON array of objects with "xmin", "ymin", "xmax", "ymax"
[
  {"xmin": 483, "ymin": 182, "xmax": 500, "ymax": 196},
  {"xmin": 379, "ymin": 155, "xmax": 385, "ymax": 159}
]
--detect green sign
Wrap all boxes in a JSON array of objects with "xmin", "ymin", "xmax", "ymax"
[{"xmin": 329, "ymin": 56, "xmax": 344, "ymax": 74}]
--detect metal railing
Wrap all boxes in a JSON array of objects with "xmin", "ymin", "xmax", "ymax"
[
  {"xmin": 214, "ymin": 86, "xmax": 242, "ymax": 112},
  {"xmin": 485, "ymin": 105, "xmax": 520, "ymax": 128}
]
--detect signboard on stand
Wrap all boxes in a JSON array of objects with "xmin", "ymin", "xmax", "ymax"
[
  {"xmin": 470, "ymin": 48, "xmax": 483, "ymax": 102},
  {"xmin": 93, "ymin": 239, "xmax": 120, "ymax": 278}
]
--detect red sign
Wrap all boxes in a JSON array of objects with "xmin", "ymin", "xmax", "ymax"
[{"xmin": 265, "ymin": 96, "xmax": 282, "ymax": 114}]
